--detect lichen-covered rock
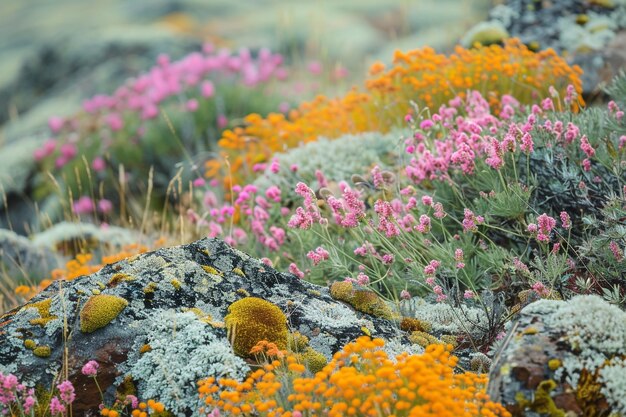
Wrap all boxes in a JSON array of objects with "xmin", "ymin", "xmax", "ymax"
[
  {"xmin": 0, "ymin": 228, "xmax": 61, "ymax": 279},
  {"xmin": 0, "ymin": 237, "xmax": 410, "ymax": 416},
  {"xmin": 487, "ymin": 295, "xmax": 626, "ymax": 416}
]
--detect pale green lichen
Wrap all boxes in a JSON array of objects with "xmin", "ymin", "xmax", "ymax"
[{"xmin": 80, "ymin": 294, "xmax": 128, "ymax": 333}]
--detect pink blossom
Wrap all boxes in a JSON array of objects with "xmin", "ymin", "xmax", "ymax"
[
  {"xmin": 82, "ymin": 360, "xmax": 99, "ymax": 377},
  {"xmin": 60, "ymin": 143, "xmax": 77, "ymax": 159},
  {"xmin": 217, "ymin": 114, "xmax": 228, "ymax": 129},
  {"xmin": 463, "ymin": 290, "xmax": 474, "ymax": 299},
  {"xmin": 105, "ymin": 113, "xmax": 124, "ymax": 131},
  {"xmin": 307, "ymin": 61, "xmax": 322, "ymax": 75},
  {"xmin": 97, "ymin": 199, "xmax": 113, "ymax": 214},
  {"xmin": 288, "ymin": 263, "xmax": 305, "ymax": 279},
  {"xmin": 193, "ymin": 177, "xmax": 206, "ymax": 187},
  {"xmin": 48, "ymin": 116, "xmax": 65, "ymax": 133},
  {"xmin": 290, "ymin": 164, "xmax": 299, "ymax": 172},
  {"xmin": 580, "ymin": 135, "xmax": 595, "ymax": 158},
  {"xmin": 433, "ymin": 202, "xmax": 446, "ymax": 219},
  {"xmin": 269, "ymin": 158, "xmax": 280, "ymax": 174},
  {"xmin": 357, "ymin": 272, "xmax": 370, "ymax": 285},
  {"xmin": 532, "ymin": 282, "xmax": 550, "ymax": 297},
  {"xmin": 92, "ymin": 157, "xmax": 106, "ymax": 172},
  {"xmin": 371, "ymin": 165, "xmax": 384, "ymax": 188},
  {"xmin": 201, "ymin": 80, "xmax": 215, "ymax": 98},
  {"xmin": 454, "ymin": 248, "xmax": 464, "ymax": 261},
  {"xmin": 260, "ymin": 258, "xmax": 273, "ymax": 267},
  {"xmin": 265, "ymin": 185, "xmax": 281, "ymax": 202},
  {"xmin": 185, "ymin": 99, "xmax": 199, "ymax": 112},
  {"xmin": 610, "ymin": 241, "xmax": 623, "ymax": 262},
  {"xmin": 414, "ymin": 214, "xmax": 431, "ymax": 233},
  {"xmin": 382, "ymin": 254, "xmax": 394, "ymax": 265},
  {"xmin": 560, "ymin": 211, "xmax": 571, "ymax": 229},
  {"xmin": 73, "ymin": 196, "xmax": 95, "ymax": 215},
  {"xmin": 421, "ymin": 195, "xmax": 433, "ymax": 206},
  {"xmin": 57, "ymin": 381, "xmax": 75, "ymax": 404},
  {"xmin": 420, "ymin": 119, "xmax": 434, "ymax": 130},
  {"xmin": 400, "ymin": 289, "xmax": 411, "ymax": 300},
  {"xmin": 49, "ymin": 397, "xmax": 65, "ymax": 415},
  {"xmin": 582, "ymin": 158, "xmax": 591, "ymax": 171},
  {"xmin": 425, "ymin": 276, "xmax": 436, "ymax": 286}
]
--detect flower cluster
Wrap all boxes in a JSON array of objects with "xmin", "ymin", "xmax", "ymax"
[{"xmin": 198, "ymin": 337, "xmax": 510, "ymax": 417}]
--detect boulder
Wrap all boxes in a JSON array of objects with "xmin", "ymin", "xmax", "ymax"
[
  {"xmin": 0, "ymin": 228, "xmax": 61, "ymax": 281},
  {"xmin": 0, "ymin": 238, "xmax": 411, "ymax": 416},
  {"xmin": 487, "ymin": 295, "xmax": 626, "ymax": 416}
]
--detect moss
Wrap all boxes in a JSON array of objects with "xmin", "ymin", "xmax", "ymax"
[
  {"xmin": 225, "ymin": 297, "xmax": 288, "ymax": 357},
  {"xmin": 170, "ymin": 279, "xmax": 182, "ymax": 290},
  {"xmin": 116, "ymin": 375, "xmax": 137, "ymax": 398},
  {"xmin": 97, "ymin": 282, "xmax": 106, "ymax": 290},
  {"xmin": 202, "ymin": 265, "xmax": 223, "ymax": 276},
  {"xmin": 91, "ymin": 289, "xmax": 101, "ymax": 295},
  {"xmin": 288, "ymin": 331, "xmax": 310, "ymax": 352},
  {"xmin": 26, "ymin": 298, "xmax": 58, "ymax": 327},
  {"xmin": 232, "ymin": 267, "xmax": 245, "ymax": 277},
  {"xmin": 548, "ymin": 358, "xmax": 562, "ymax": 371},
  {"xmin": 33, "ymin": 345, "xmax": 51, "ymax": 358},
  {"xmin": 23, "ymin": 339, "xmax": 36, "ymax": 350},
  {"xmin": 576, "ymin": 368, "xmax": 609, "ymax": 416},
  {"xmin": 183, "ymin": 307, "xmax": 223, "ymax": 328},
  {"xmin": 440, "ymin": 335, "xmax": 458, "ymax": 348},
  {"xmin": 409, "ymin": 331, "xmax": 441, "ymax": 348},
  {"xmin": 297, "ymin": 347, "xmax": 327, "ymax": 374},
  {"xmin": 576, "ymin": 14, "xmax": 590, "ymax": 25},
  {"xmin": 400, "ymin": 317, "xmax": 432, "ymax": 333},
  {"xmin": 236, "ymin": 288, "xmax": 250, "ymax": 297},
  {"xmin": 527, "ymin": 40, "xmax": 540, "ymax": 52},
  {"xmin": 143, "ymin": 282, "xmax": 158, "ymax": 294},
  {"xmin": 307, "ymin": 289, "xmax": 321, "ymax": 297},
  {"xmin": 108, "ymin": 273, "xmax": 135, "ymax": 287},
  {"xmin": 140, "ymin": 344, "xmax": 152, "ymax": 354},
  {"xmin": 80, "ymin": 294, "xmax": 128, "ymax": 333},
  {"xmin": 329, "ymin": 281, "xmax": 394, "ymax": 320},
  {"xmin": 516, "ymin": 379, "xmax": 566, "ymax": 417}
]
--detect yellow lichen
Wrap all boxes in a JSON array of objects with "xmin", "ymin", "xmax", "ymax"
[
  {"xmin": 202, "ymin": 265, "xmax": 223, "ymax": 276},
  {"xmin": 548, "ymin": 359, "xmax": 562, "ymax": 371},
  {"xmin": 288, "ymin": 332, "xmax": 310, "ymax": 352},
  {"xmin": 33, "ymin": 345, "xmax": 51, "ymax": 358},
  {"xmin": 232, "ymin": 268, "xmax": 245, "ymax": 277},
  {"xmin": 91, "ymin": 289, "xmax": 101, "ymax": 295},
  {"xmin": 236, "ymin": 288, "xmax": 250, "ymax": 297},
  {"xmin": 108, "ymin": 273, "xmax": 135, "ymax": 287},
  {"xmin": 400, "ymin": 317, "xmax": 432, "ymax": 333},
  {"xmin": 23, "ymin": 339, "xmax": 36, "ymax": 350},
  {"xmin": 140, "ymin": 344, "xmax": 152, "ymax": 354},
  {"xmin": 143, "ymin": 282, "xmax": 158, "ymax": 294},
  {"xmin": 516, "ymin": 379, "xmax": 566, "ymax": 417},
  {"xmin": 79, "ymin": 294, "xmax": 128, "ymax": 333},
  {"xmin": 25, "ymin": 298, "xmax": 58, "ymax": 327},
  {"xmin": 170, "ymin": 279, "xmax": 182, "ymax": 290},
  {"xmin": 440, "ymin": 335, "xmax": 459, "ymax": 348},
  {"xmin": 409, "ymin": 331, "xmax": 442, "ymax": 348},
  {"xmin": 523, "ymin": 327, "xmax": 539, "ymax": 335},
  {"xmin": 329, "ymin": 281, "xmax": 394, "ymax": 319},
  {"xmin": 225, "ymin": 297, "xmax": 288, "ymax": 357}
]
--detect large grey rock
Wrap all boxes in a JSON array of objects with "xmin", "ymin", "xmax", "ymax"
[
  {"xmin": 488, "ymin": 295, "xmax": 626, "ymax": 417},
  {"xmin": 0, "ymin": 238, "xmax": 411, "ymax": 416},
  {"xmin": 0, "ymin": 228, "xmax": 61, "ymax": 281}
]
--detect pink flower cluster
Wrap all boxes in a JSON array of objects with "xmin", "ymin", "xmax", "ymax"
[
  {"xmin": 306, "ymin": 246, "xmax": 330, "ymax": 266},
  {"xmin": 326, "ymin": 183, "xmax": 366, "ymax": 228},
  {"xmin": 527, "ymin": 213, "xmax": 557, "ymax": 243}
]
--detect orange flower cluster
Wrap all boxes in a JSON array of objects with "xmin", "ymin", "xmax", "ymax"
[
  {"xmin": 13, "ymin": 242, "xmax": 158, "ymax": 302},
  {"xmin": 367, "ymin": 38, "xmax": 583, "ymax": 115},
  {"xmin": 211, "ymin": 40, "xmax": 583, "ymax": 186},
  {"xmin": 211, "ymin": 90, "xmax": 380, "ymax": 186},
  {"xmin": 198, "ymin": 337, "xmax": 510, "ymax": 417},
  {"xmin": 101, "ymin": 398, "xmax": 166, "ymax": 417}
]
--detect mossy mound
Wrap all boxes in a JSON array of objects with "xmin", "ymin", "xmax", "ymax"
[
  {"xmin": 330, "ymin": 281, "xmax": 394, "ymax": 320},
  {"xmin": 225, "ymin": 297, "xmax": 288, "ymax": 357},
  {"xmin": 80, "ymin": 294, "xmax": 128, "ymax": 333}
]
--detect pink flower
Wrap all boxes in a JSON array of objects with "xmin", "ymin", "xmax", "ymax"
[
  {"xmin": 48, "ymin": 116, "xmax": 65, "ymax": 133},
  {"xmin": 73, "ymin": 196, "xmax": 95, "ymax": 215},
  {"xmin": 580, "ymin": 135, "xmax": 595, "ymax": 158},
  {"xmin": 125, "ymin": 395, "xmax": 139, "ymax": 409},
  {"xmin": 105, "ymin": 113, "xmax": 124, "ymax": 131},
  {"xmin": 381, "ymin": 254, "xmax": 394, "ymax": 265},
  {"xmin": 560, "ymin": 211, "xmax": 571, "ymax": 229},
  {"xmin": 217, "ymin": 114, "xmax": 228, "ymax": 129},
  {"xmin": 92, "ymin": 157, "xmax": 106, "ymax": 172},
  {"xmin": 193, "ymin": 177, "xmax": 206, "ymax": 187},
  {"xmin": 463, "ymin": 290, "xmax": 474, "ymax": 299},
  {"xmin": 532, "ymin": 282, "xmax": 550, "ymax": 297},
  {"xmin": 97, "ymin": 199, "xmax": 113, "ymax": 214},
  {"xmin": 414, "ymin": 214, "xmax": 431, "ymax": 233},
  {"xmin": 307, "ymin": 61, "xmax": 322, "ymax": 75},
  {"xmin": 49, "ymin": 397, "xmax": 65, "ymax": 415},
  {"xmin": 260, "ymin": 258, "xmax": 273, "ymax": 267},
  {"xmin": 527, "ymin": 223, "xmax": 538, "ymax": 233},
  {"xmin": 356, "ymin": 272, "xmax": 370, "ymax": 285},
  {"xmin": 290, "ymin": 164, "xmax": 299, "ymax": 172},
  {"xmin": 400, "ymin": 289, "xmax": 411, "ymax": 300},
  {"xmin": 185, "ymin": 99, "xmax": 199, "ymax": 112},
  {"xmin": 269, "ymin": 158, "xmax": 280, "ymax": 174},
  {"xmin": 582, "ymin": 158, "xmax": 591, "ymax": 171},
  {"xmin": 420, "ymin": 119, "xmax": 434, "ymax": 130},
  {"xmin": 454, "ymin": 248, "xmax": 464, "ymax": 261},
  {"xmin": 288, "ymin": 263, "xmax": 305, "ymax": 279},
  {"xmin": 57, "ymin": 381, "xmax": 75, "ymax": 404},
  {"xmin": 201, "ymin": 80, "xmax": 215, "ymax": 98},
  {"xmin": 421, "ymin": 195, "xmax": 433, "ymax": 206},
  {"xmin": 60, "ymin": 143, "xmax": 77, "ymax": 159},
  {"xmin": 433, "ymin": 202, "xmax": 446, "ymax": 219},
  {"xmin": 610, "ymin": 241, "xmax": 623, "ymax": 262},
  {"xmin": 81, "ymin": 360, "xmax": 99, "ymax": 377}
]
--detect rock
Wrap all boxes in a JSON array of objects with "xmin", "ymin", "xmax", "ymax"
[
  {"xmin": 0, "ymin": 238, "xmax": 411, "ymax": 416},
  {"xmin": 31, "ymin": 221, "xmax": 139, "ymax": 254},
  {"xmin": 487, "ymin": 295, "xmax": 626, "ymax": 416},
  {"xmin": 0, "ymin": 228, "xmax": 61, "ymax": 281}
]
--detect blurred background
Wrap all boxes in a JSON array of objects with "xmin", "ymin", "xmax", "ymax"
[{"xmin": 0, "ymin": 0, "xmax": 489, "ymax": 141}]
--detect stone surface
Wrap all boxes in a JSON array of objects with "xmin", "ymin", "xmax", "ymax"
[
  {"xmin": 488, "ymin": 295, "xmax": 626, "ymax": 416},
  {"xmin": 0, "ymin": 237, "xmax": 411, "ymax": 416},
  {"xmin": 0, "ymin": 228, "xmax": 61, "ymax": 281}
]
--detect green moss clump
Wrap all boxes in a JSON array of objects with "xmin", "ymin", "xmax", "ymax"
[
  {"xmin": 400, "ymin": 317, "xmax": 432, "ymax": 333},
  {"xmin": 330, "ymin": 281, "xmax": 394, "ymax": 319},
  {"xmin": 25, "ymin": 298, "xmax": 58, "ymax": 327},
  {"xmin": 225, "ymin": 297, "xmax": 288, "ymax": 357},
  {"xmin": 297, "ymin": 347, "xmax": 327, "ymax": 374},
  {"xmin": 33, "ymin": 345, "xmax": 51, "ymax": 358},
  {"xmin": 108, "ymin": 273, "xmax": 135, "ymax": 287},
  {"xmin": 23, "ymin": 339, "xmax": 36, "ymax": 350},
  {"xmin": 80, "ymin": 294, "xmax": 128, "ymax": 333}
]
